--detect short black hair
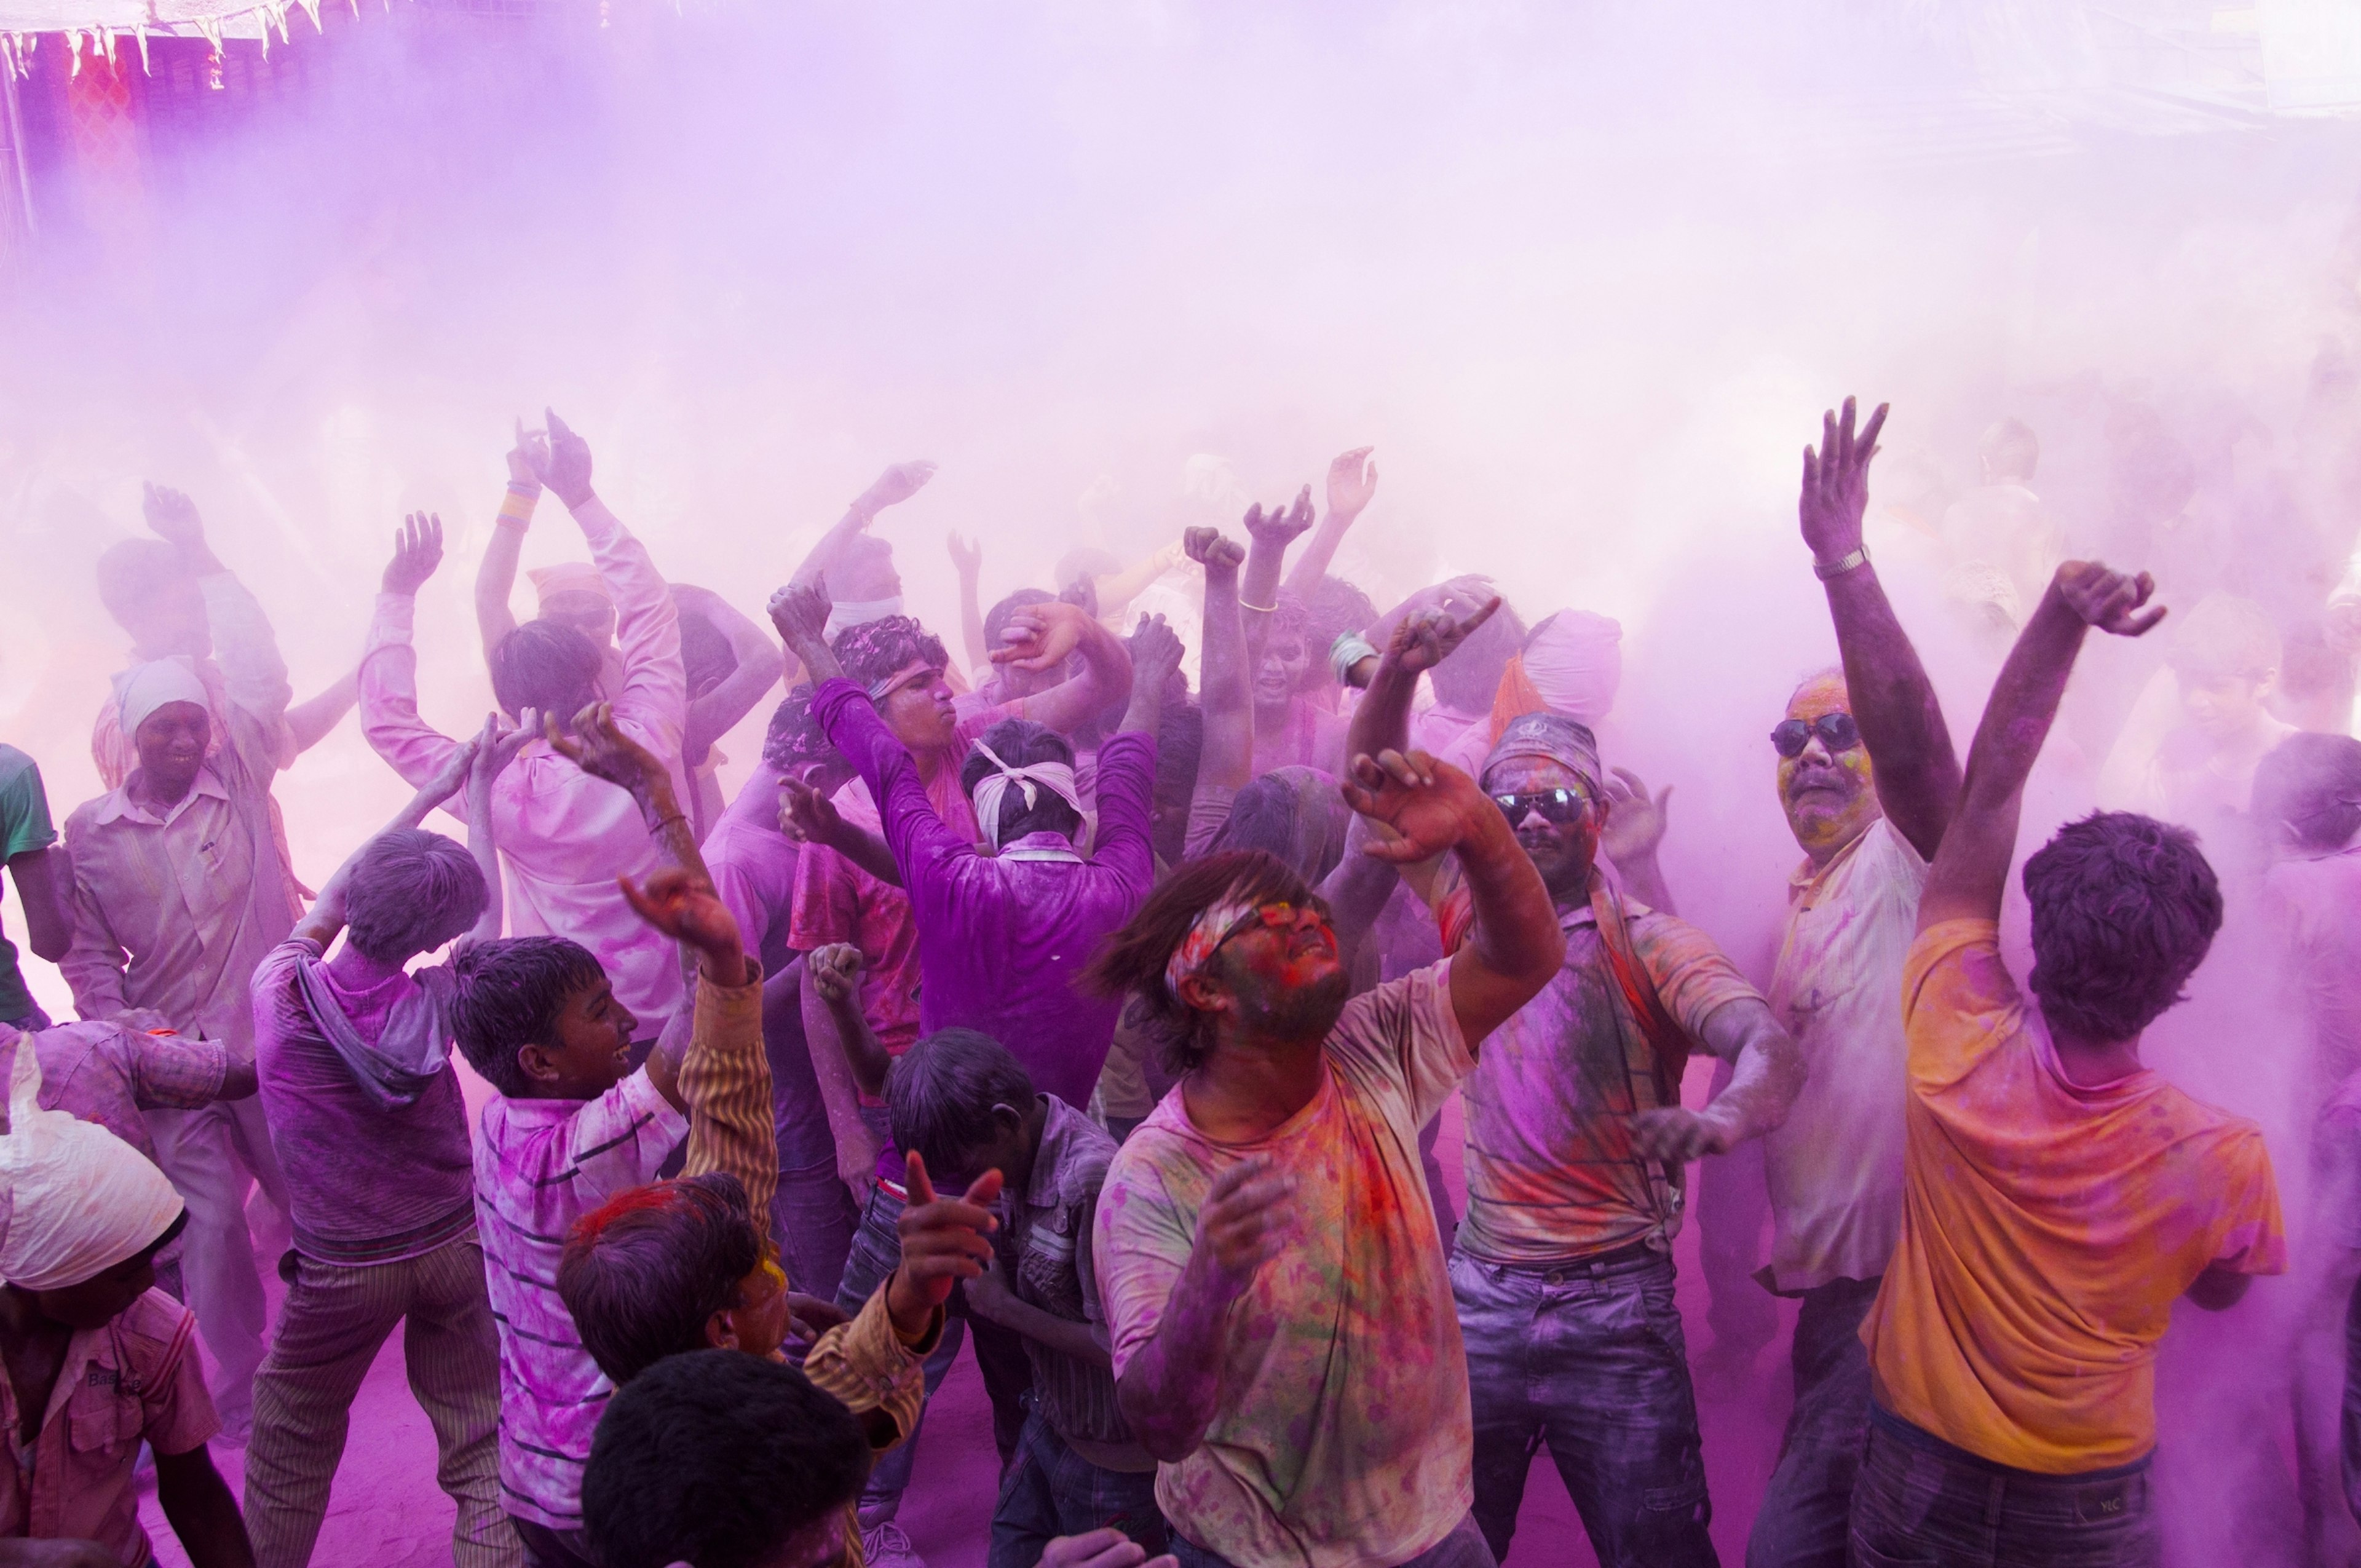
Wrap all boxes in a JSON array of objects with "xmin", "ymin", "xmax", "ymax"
[
  {"xmin": 887, "ymin": 1029, "xmax": 1034, "ymax": 1181},
  {"xmin": 345, "ymin": 829, "xmax": 487, "ymax": 964},
  {"xmin": 1303, "ymin": 575, "xmax": 1377, "ymax": 678},
  {"xmin": 449, "ymin": 936, "xmax": 608, "ymax": 1097},
  {"xmin": 491, "ymin": 618, "xmax": 605, "ymax": 722},
  {"xmin": 1082, "ymin": 849, "xmax": 1318, "ymax": 1074},
  {"xmin": 2252, "ymin": 732, "xmax": 2361, "ymax": 852},
  {"xmin": 2023, "ymin": 812, "xmax": 2222, "ymax": 1043},
  {"xmin": 582, "ymin": 1350, "xmax": 871, "ymax": 1568},
  {"xmin": 1430, "ymin": 590, "xmax": 1528, "ymax": 713},
  {"xmin": 984, "ymin": 589, "xmax": 1057, "ymax": 653},
  {"xmin": 831, "ymin": 614, "xmax": 949, "ymax": 693},
  {"xmin": 960, "ymin": 718, "xmax": 1080, "ymax": 844},
  {"xmin": 760, "ymin": 684, "xmax": 842, "ymax": 775},
  {"xmin": 675, "ymin": 595, "xmax": 740, "ymax": 699},
  {"xmin": 559, "ymin": 1173, "xmax": 763, "ymax": 1385}
]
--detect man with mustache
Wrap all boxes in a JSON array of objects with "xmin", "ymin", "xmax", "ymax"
[{"xmin": 1747, "ymin": 398, "xmax": 1963, "ymax": 1568}]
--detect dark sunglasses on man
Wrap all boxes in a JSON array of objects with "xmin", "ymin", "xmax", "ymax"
[
  {"xmin": 1770, "ymin": 711, "xmax": 1862, "ymax": 759},
  {"xmin": 1492, "ymin": 786, "xmax": 1592, "ymax": 826}
]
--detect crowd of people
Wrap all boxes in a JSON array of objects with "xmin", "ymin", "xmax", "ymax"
[{"xmin": 3, "ymin": 389, "xmax": 2355, "ymax": 1568}]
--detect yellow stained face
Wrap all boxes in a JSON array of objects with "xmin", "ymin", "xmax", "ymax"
[{"xmin": 1776, "ymin": 674, "xmax": 1881, "ymax": 859}]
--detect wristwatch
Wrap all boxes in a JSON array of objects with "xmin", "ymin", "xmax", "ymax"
[{"xmin": 1813, "ymin": 546, "xmax": 1870, "ymax": 582}]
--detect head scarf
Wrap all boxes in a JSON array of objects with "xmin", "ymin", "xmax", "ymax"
[
  {"xmin": 527, "ymin": 562, "xmax": 611, "ymax": 611},
  {"xmin": 0, "ymin": 1043, "xmax": 184, "ymax": 1292},
  {"xmin": 968, "ymin": 738, "xmax": 1086, "ymax": 851},
  {"xmin": 1482, "ymin": 711, "xmax": 1603, "ymax": 796},
  {"xmin": 826, "ymin": 595, "xmax": 907, "ymax": 643},
  {"xmin": 1495, "ymin": 610, "xmax": 1622, "ymax": 734},
  {"xmin": 115, "ymin": 657, "xmax": 210, "ymax": 741},
  {"xmin": 1164, "ymin": 891, "xmax": 1266, "ymax": 999}
]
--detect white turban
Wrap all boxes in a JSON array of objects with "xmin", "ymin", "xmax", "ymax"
[
  {"xmin": 968, "ymin": 737, "xmax": 1086, "ymax": 852},
  {"xmin": 115, "ymin": 657, "xmax": 210, "ymax": 741},
  {"xmin": 1521, "ymin": 611, "xmax": 1623, "ymax": 726},
  {"xmin": 0, "ymin": 1042, "xmax": 184, "ymax": 1293}
]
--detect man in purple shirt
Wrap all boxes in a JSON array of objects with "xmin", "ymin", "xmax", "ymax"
[{"xmin": 242, "ymin": 721, "xmax": 524, "ymax": 1568}]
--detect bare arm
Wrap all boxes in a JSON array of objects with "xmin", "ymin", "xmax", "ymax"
[
  {"xmin": 967, "ymin": 1257, "xmax": 1110, "ymax": 1366},
  {"xmin": 780, "ymin": 778, "xmax": 906, "ymax": 888},
  {"xmin": 807, "ymin": 943, "xmax": 891, "ymax": 1099},
  {"xmin": 680, "ymin": 588, "xmax": 787, "ymax": 762},
  {"xmin": 948, "ymin": 531, "xmax": 990, "ymax": 672},
  {"xmin": 1284, "ymin": 446, "xmax": 1377, "ymax": 599},
  {"xmin": 1091, "ymin": 540, "xmax": 1184, "ymax": 620},
  {"xmin": 794, "ymin": 960, "xmax": 880, "ymax": 1206},
  {"xmin": 292, "ymin": 736, "xmax": 484, "ymax": 950},
  {"xmin": 1801, "ymin": 398, "xmax": 1960, "ymax": 860},
  {"xmin": 1187, "ymin": 528, "xmax": 1252, "ymax": 791},
  {"xmin": 992, "ymin": 601, "xmax": 1135, "ymax": 738},
  {"xmin": 1634, "ymin": 995, "xmax": 1801, "ymax": 1160},
  {"xmin": 1236, "ymin": 487, "xmax": 1313, "ymax": 649},
  {"xmin": 475, "ymin": 427, "xmax": 545, "ymax": 669},
  {"xmin": 285, "ymin": 670, "xmax": 360, "ymax": 755},
  {"xmin": 789, "ymin": 462, "xmax": 936, "ymax": 591},
  {"xmin": 154, "ymin": 1445, "xmax": 256, "ymax": 1568},
  {"xmin": 1921, "ymin": 563, "xmax": 2165, "ymax": 933},
  {"xmin": 8, "ymin": 847, "xmax": 73, "ymax": 964}
]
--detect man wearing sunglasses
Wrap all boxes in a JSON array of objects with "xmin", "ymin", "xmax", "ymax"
[
  {"xmin": 1439, "ymin": 706, "xmax": 1800, "ymax": 1568},
  {"xmin": 1748, "ymin": 398, "xmax": 1964, "ymax": 1568}
]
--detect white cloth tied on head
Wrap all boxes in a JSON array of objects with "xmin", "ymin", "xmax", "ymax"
[
  {"xmin": 969, "ymin": 738, "xmax": 1085, "ymax": 852},
  {"xmin": 116, "ymin": 657, "xmax": 210, "ymax": 740},
  {"xmin": 0, "ymin": 1039, "xmax": 184, "ymax": 1293},
  {"xmin": 826, "ymin": 595, "xmax": 905, "ymax": 643},
  {"xmin": 1521, "ymin": 610, "xmax": 1623, "ymax": 727}
]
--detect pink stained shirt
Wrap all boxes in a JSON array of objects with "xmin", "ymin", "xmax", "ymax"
[
  {"xmin": 0, "ymin": 1288, "xmax": 219, "ymax": 1564},
  {"xmin": 360, "ymin": 497, "xmax": 691, "ymax": 1030},
  {"xmin": 0, "ymin": 1018, "xmax": 229, "ymax": 1165}
]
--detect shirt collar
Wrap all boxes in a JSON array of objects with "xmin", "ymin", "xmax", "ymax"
[
  {"xmin": 93, "ymin": 765, "xmax": 231, "ymax": 827},
  {"xmin": 999, "ymin": 830, "xmax": 1083, "ymax": 863}
]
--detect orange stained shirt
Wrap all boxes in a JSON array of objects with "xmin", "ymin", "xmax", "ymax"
[{"xmin": 1862, "ymin": 919, "xmax": 2285, "ymax": 1474}]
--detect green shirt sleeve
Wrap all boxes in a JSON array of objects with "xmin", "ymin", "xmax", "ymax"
[{"xmin": 0, "ymin": 748, "xmax": 58, "ymax": 861}]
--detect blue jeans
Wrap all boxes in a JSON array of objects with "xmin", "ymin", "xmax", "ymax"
[
  {"xmin": 1451, "ymin": 1247, "xmax": 1716, "ymax": 1567},
  {"xmin": 1848, "ymin": 1404, "xmax": 2155, "ymax": 1567},
  {"xmin": 1171, "ymin": 1512, "xmax": 1493, "ymax": 1568},
  {"xmin": 987, "ymin": 1407, "xmax": 1165, "ymax": 1568},
  {"xmin": 1747, "ymin": 1275, "xmax": 1880, "ymax": 1568}
]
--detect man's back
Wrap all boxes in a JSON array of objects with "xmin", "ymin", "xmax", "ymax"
[{"xmin": 1864, "ymin": 918, "xmax": 2285, "ymax": 1474}]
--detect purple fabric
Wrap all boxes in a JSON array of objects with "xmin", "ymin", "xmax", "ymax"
[
  {"xmin": 704, "ymin": 762, "xmax": 801, "ymax": 976},
  {"xmin": 251, "ymin": 938, "xmax": 476, "ymax": 1266},
  {"xmin": 812, "ymin": 679, "xmax": 1157, "ymax": 1108}
]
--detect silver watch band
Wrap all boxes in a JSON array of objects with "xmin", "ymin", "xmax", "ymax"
[{"xmin": 1813, "ymin": 546, "xmax": 1870, "ymax": 582}]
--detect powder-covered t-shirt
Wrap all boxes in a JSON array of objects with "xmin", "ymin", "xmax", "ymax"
[
  {"xmin": 0, "ymin": 745, "xmax": 57, "ymax": 1026},
  {"xmin": 1862, "ymin": 919, "xmax": 2287, "ymax": 1473},
  {"xmin": 1096, "ymin": 960, "xmax": 1474, "ymax": 1568},
  {"xmin": 1762, "ymin": 817, "xmax": 1928, "ymax": 1292}
]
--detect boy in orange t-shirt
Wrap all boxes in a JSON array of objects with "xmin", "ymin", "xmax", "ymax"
[{"xmin": 1854, "ymin": 560, "xmax": 2286, "ymax": 1567}]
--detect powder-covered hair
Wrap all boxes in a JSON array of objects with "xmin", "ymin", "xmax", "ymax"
[
  {"xmin": 582, "ymin": 1349, "xmax": 871, "ymax": 1568},
  {"xmin": 1431, "ymin": 588, "xmax": 1528, "ymax": 713},
  {"xmin": 95, "ymin": 538, "xmax": 189, "ymax": 635},
  {"xmin": 2022, "ymin": 812, "xmax": 2221, "ymax": 1043},
  {"xmin": 1978, "ymin": 416, "xmax": 2039, "ymax": 482},
  {"xmin": 449, "ymin": 936, "xmax": 609, "ymax": 1098},
  {"xmin": 830, "ymin": 614, "xmax": 948, "ymax": 692},
  {"xmin": 2163, "ymin": 595, "xmax": 2279, "ymax": 685},
  {"xmin": 345, "ymin": 829, "xmax": 486, "ymax": 964},
  {"xmin": 1303, "ymin": 575, "xmax": 1377, "ymax": 681},
  {"xmin": 959, "ymin": 718, "xmax": 1080, "ymax": 844},
  {"xmin": 491, "ymin": 618, "xmax": 605, "ymax": 723},
  {"xmin": 759, "ymin": 684, "xmax": 841, "ymax": 775},
  {"xmin": 887, "ymin": 1029, "xmax": 1035, "ymax": 1182},
  {"xmin": 558, "ymin": 1173, "xmax": 762, "ymax": 1386},
  {"xmin": 1083, "ymin": 849, "xmax": 1317, "ymax": 1074},
  {"xmin": 2252, "ymin": 732, "xmax": 2361, "ymax": 852},
  {"xmin": 984, "ymin": 589, "xmax": 1058, "ymax": 654},
  {"xmin": 675, "ymin": 596, "xmax": 739, "ymax": 700}
]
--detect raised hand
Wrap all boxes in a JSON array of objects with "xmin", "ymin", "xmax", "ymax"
[
  {"xmin": 420, "ymin": 734, "xmax": 483, "ymax": 807},
  {"xmin": 1326, "ymin": 445, "xmax": 1378, "ymax": 517},
  {"xmin": 1388, "ymin": 597, "xmax": 1503, "ymax": 678},
  {"xmin": 1242, "ymin": 485, "xmax": 1316, "ymax": 547},
  {"xmin": 1598, "ymin": 766, "xmax": 1673, "ymax": 865},
  {"xmin": 547, "ymin": 702, "xmax": 668, "ymax": 798},
  {"xmin": 1129, "ymin": 614, "xmax": 1185, "ymax": 689},
  {"xmin": 382, "ymin": 512, "xmax": 445, "ymax": 596},
  {"xmin": 142, "ymin": 481, "xmax": 205, "ymax": 550},
  {"xmin": 1633, "ymin": 1104, "xmax": 1736, "ymax": 1163},
  {"xmin": 947, "ymin": 530, "xmax": 983, "ymax": 580},
  {"xmin": 887, "ymin": 1150, "xmax": 1002, "ymax": 1335},
  {"xmin": 1799, "ymin": 395, "xmax": 1889, "ymax": 565},
  {"xmin": 617, "ymin": 865, "xmax": 745, "ymax": 978},
  {"xmin": 1341, "ymin": 750, "xmax": 1493, "ymax": 865},
  {"xmin": 1039, "ymin": 1527, "xmax": 1179, "ymax": 1568},
  {"xmin": 507, "ymin": 418, "xmax": 548, "ymax": 488},
  {"xmin": 1183, "ymin": 526, "xmax": 1246, "ymax": 576},
  {"xmin": 536, "ymin": 408, "xmax": 595, "ymax": 507},
  {"xmin": 805, "ymin": 942, "xmax": 864, "ymax": 1008},
  {"xmin": 992, "ymin": 599, "xmax": 1091, "ymax": 671},
  {"xmin": 767, "ymin": 579, "xmax": 832, "ymax": 658},
  {"xmin": 856, "ymin": 460, "xmax": 938, "ymax": 517},
  {"xmin": 469, "ymin": 711, "xmax": 535, "ymax": 799},
  {"xmin": 1193, "ymin": 1155, "xmax": 1296, "ymax": 1299},
  {"xmin": 2054, "ymin": 561, "xmax": 2166, "ymax": 638},
  {"xmin": 778, "ymin": 774, "xmax": 847, "ymax": 845}
]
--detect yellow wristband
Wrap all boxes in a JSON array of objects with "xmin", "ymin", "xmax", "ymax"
[{"xmin": 497, "ymin": 486, "xmax": 538, "ymax": 528}]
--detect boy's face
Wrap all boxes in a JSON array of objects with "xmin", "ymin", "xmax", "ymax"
[
  {"xmin": 517, "ymin": 975, "xmax": 639, "ymax": 1098},
  {"xmin": 2176, "ymin": 668, "xmax": 2272, "ymax": 742},
  {"xmin": 709, "ymin": 1257, "xmax": 794, "ymax": 1361},
  {"xmin": 28, "ymin": 1243, "xmax": 165, "ymax": 1329},
  {"xmin": 928, "ymin": 1109, "xmax": 1032, "ymax": 1196}
]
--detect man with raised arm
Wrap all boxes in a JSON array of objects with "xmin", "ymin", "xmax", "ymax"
[
  {"xmin": 362, "ymin": 413, "xmax": 692, "ymax": 1047},
  {"xmin": 1748, "ymin": 398, "xmax": 1963, "ymax": 1568},
  {"xmin": 1851, "ymin": 561, "xmax": 2284, "ymax": 1567},
  {"xmin": 1083, "ymin": 737, "xmax": 1563, "ymax": 1567}
]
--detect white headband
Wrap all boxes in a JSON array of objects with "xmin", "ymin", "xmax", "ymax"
[
  {"xmin": 116, "ymin": 657, "xmax": 209, "ymax": 740},
  {"xmin": 826, "ymin": 595, "xmax": 906, "ymax": 643},
  {"xmin": 969, "ymin": 738, "xmax": 1084, "ymax": 851}
]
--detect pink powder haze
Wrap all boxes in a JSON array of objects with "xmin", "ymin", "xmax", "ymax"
[{"xmin": 2, "ymin": 1, "xmax": 2359, "ymax": 1564}]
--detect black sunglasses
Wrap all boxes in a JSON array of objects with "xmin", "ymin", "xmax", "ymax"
[
  {"xmin": 1770, "ymin": 713, "xmax": 1862, "ymax": 759},
  {"xmin": 1493, "ymin": 788, "xmax": 1591, "ymax": 825}
]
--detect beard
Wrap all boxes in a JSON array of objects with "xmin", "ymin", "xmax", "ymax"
[{"xmin": 1241, "ymin": 960, "xmax": 1351, "ymax": 1044}]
